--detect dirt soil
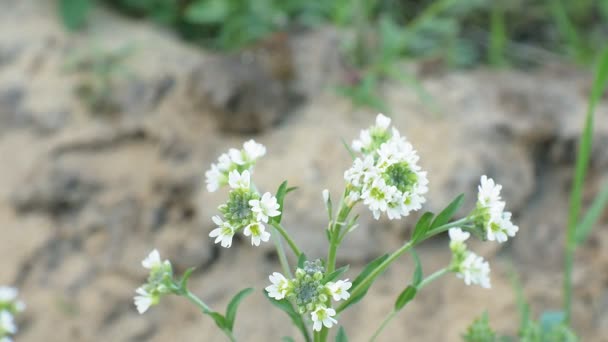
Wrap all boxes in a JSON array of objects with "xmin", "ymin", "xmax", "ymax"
[{"xmin": 0, "ymin": 1, "xmax": 607, "ymax": 341}]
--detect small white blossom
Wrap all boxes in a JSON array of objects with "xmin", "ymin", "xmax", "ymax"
[
  {"xmin": 457, "ymin": 253, "xmax": 491, "ymax": 289},
  {"xmin": 249, "ymin": 192, "xmax": 281, "ymax": 223},
  {"xmin": 266, "ymin": 272, "xmax": 290, "ymax": 300},
  {"xmin": 141, "ymin": 249, "xmax": 162, "ymax": 269},
  {"xmin": 449, "ymin": 228, "xmax": 470, "ymax": 242},
  {"xmin": 322, "ymin": 189, "xmax": 330, "ymax": 205},
  {"xmin": 243, "ymin": 222, "xmax": 271, "ymax": 246},
  {"xmin": 243, "ymin": 140, "xmax": 266, "ymax": 161},
  {"xmin": 133, "ymin": 287, "xmax": 154, "ymax": 314},
  {"xmin": 311, "ymin": 306, "xmax": 337, "ymax": 331},
  {"xmin": 209, "ymin": 216, "xmax": 235, "ymax": 248},
  {"xmin": 486, "ymin": 211, "xmax": 519, "ymax": 243},
  {"xmin": 228, "ymin": 170, "xmax": 251, "ymax": 190},
  {"xmin": 0, "ymin": 311, "xmax": 16, "ymax": 335},
  {"xmin": 375, "ymin": 113, "xmax": 391, "ymax": 130},
  {"xmin": 344, "ymin": 156, "xmax": 376, "ymax": 187},
  {"xmin": 361, "ymin": 178, "xmax": 397, "ymax": 220},
  {"xmin": 478, "ymin": 175, "xmax": 503, "ymax": 208},
  {"xmin": 205, "ymin": 164, "xmax": 225, "ymax": 192},
  {"xmin": 0, "ymin": 288, "xmax": 17, "ymax": 303},
  {"xmin": 327, "ymin": 279, "xmax": 352, "ymax": 301}
]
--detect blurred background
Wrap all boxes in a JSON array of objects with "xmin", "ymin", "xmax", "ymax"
[{"xmin": 0, "ymin": 0, "xmax": 607, "ymax": 340}]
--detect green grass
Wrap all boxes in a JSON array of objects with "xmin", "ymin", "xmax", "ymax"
[{"xmin": 563, "ymin": 47, "xmax": 608, "ymax": 323}]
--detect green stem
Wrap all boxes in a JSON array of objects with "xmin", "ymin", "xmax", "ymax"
[
  {"xmin": 183, "ymin": 290, "xmax": 237, "ymax": 342},
  {"xmin": 327, "ymin": 196, "xmax": 353, "ymax": 274},
  {"xmin": 271, "ymin": 222, "xmax": 302, "ymax": 257},
  {"xmin": 369, "ymin": 268, "xmax": 449, "ymax": 341},
  {"xmin": 337, "ymin": 219, "xmax": 470, "ymax": 313},
  {"xmin": 271, "ymin": 226, "xmax": 293, "ymax": 278}
]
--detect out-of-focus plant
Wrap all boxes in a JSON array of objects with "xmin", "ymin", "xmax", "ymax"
[
  {"xmin": 63, "ymin": 44, "xmax": 133, "ymax": 113},
  {"xmin": 461, "ymin": 47, "xmax": 608, "ymax": 342}
]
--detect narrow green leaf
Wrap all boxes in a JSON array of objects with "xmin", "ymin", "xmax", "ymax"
[
  {"xmin": 394, "ymin": 285, "xmax": 417, "ymax": 311},
  {"xmin": 430, "ymin": 194, "xmax": 465, "ymax": 230},
  {"xmin": 272, "ymin": 181, "xmax": 289, "ymax": 224},
  {"xmin": 225, "ymin": 288, "xmax": 254, "ymax": 331},
  {"xmin": 322, "ymin": 265, "xmax": 350, "ymax": 284},
  {"xmin": 411, "ymin": 250, "xmax": 423, "ymax": 286},
  {"xmin": 297, "ymin": 253, "xmax": 307, "ymax": 269},
  {"xmin": 576, "ymin": 181, "xmax": 608, "ymax": 244},
  {"xmin": 351, "ymin": 254, "xmax": 389, "ymax": 290},
  {"xmin": 184, "ymin": 0, "xmax": 231, "ymax": 24},
  {"xmin": 412, "ymin": 212, "xmax": 435, "ymax": 242},
  {"xmin": 340, "ymin": 137, "xmax": 356, "ymax": 160},
  {"xmin": 336, "ymin": 326, "xmax": 348, "ymax": 342},
  {"xmin": 208, "ymin": 311, "xmax": 228, "ymax": 330},
  {"xmin": 282, "ymin": 337, "xmax": 296, "ymax": 342},
  {"xmin": 179, "ymin": 267, "xmax": 196, "ymax": 292},
  {"xmin": 59, "ymin": 0, "xmax": 92, "ymax": 31},
  {"xmin": 264, "ymin": 292, "xmax": 309, "ymax": 340}
]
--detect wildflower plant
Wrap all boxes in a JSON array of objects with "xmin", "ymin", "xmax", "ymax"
[
  {"xmin": 134, "ymin": 113, "xmax": 520, "ymax": 341},
  {"xmin": 0, "ymin": 286, "xmax": 25, "ymax": 342}
]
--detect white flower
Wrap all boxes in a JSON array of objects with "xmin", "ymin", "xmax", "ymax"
[
  {"xmin": 209, "ymin": 216, "xmax": 235, "ymax": 248},
  {"xmin": 217, "ymin": 153, "xmax": 233, "ymax": 170},
  {"xmin": 0, "ymin": 311, "xmax": 16, "ymax": 334},
  {"xmin": 249, "ymin": 192, "xmax": 281, "ymax": 223},
  {"xmin": 361, "ymin": 178, "xmax": 397, "ymax": 220},
  {"xmin": 327, "ymin": 279, "xmax": 352, "ymax": 301},
  {"xmin": 141, "ymin": 249, "xmax": 162, "ymax": 269},
  {"xmin": 266, "ymin": 272, "xmax": 290, "ymax": 300},
  {"xmin": 0, "ymin": 287, "xmax": 17, "ymax": 303},
  {"xmin": 478, "ymin": 175, "xmax": 503, "ymax": 208},
  {"xmin": 134, "ymin": 287, "xmax": 154, "ymax": 314},
  {"xmin": 205, "ymin": 164, "xmax": 225, "ymax": 192},
  {"xmin": 243, "ymin": 140, "xmax": 266, "ymax": 161},
  {"xmin": 344, "ymin": 156, "xmax": 376, "ymax": 187},
  {"xmin": 486, "ymin": 211, "xmax": 519, "ymax": 243},
  {"xmin": 228, "ymin": 170, "xmax": 251, "ymax": 190},
  {"xmin": 375, "ymin": 113, "xmax": 391, "ymax": 130},
  {"xmin": 322, "ymin": 189, "xmax": 330, "ymax": 205},
  {"xmin": 449, "ymin": 228, "xmax": 470, "ymax": 242},
  {"xmin": 243, "ymin": 222, "xmax": 271, "ymax": 246},
  {"xmin": 311, "ymin": 306, "xmax": 337, "ymax": 331},
  {"xmin": 457, "ymin": 253, "xmax": 491, "ymax": 289}
]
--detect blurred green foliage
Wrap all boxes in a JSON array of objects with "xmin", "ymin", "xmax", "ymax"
[{"xmin": 57, "ymin": 0, "xmax": 608, "ymax": 111}]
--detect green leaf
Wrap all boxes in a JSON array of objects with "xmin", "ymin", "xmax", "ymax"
[
  {"xmin": 272, "ymin": 181, "xmax": 296, "ymax": 224},
  {"xmin": 340, "ymin": 137, "xmax": 356, "ymax": 160},
  {"xmin": 576, "ymin": 181, "xmax": 608, "ymax": 244},
  {"xmin": 225, "ymin": 288, "xmax": 254, "ymax": 331},
  {"xmin": 297, "ymin": 253, "xmax": 307, "ymax": 269},
  {"xmin": 59, "ymin": 0, "xmax": 92, "ymax": 31},
  {"xmin": 185, "ymin": 0, "xmax": 231, "ymax": 24},
  {"xmin": 322, "ymin": 265, "xmax": 350, "ymax": 284},
  {"xmin": 394, "ymin": 285, "xmax": 417, "ymax": 311},
  {"xmin": 540, "ymin": 311, "xmax": 566, "ymax": 332},
  {"xmin": 411, "ymin": 250, "xmax": 423, "ymax": 286},
  {"xmin": 430, "ymin": 194, "xmax": 465, "ymax": 230},
  {"xmin": 207, "ymin": 311, "xmax": 228, "ymax": 330},
  {"xmin": 264, "ymin": 292, "xmax": 309, "ymax": 340},
  {"xmin": 179, "ymin": 267, "xmax": 196, "ymax": 292},
  {"xmin": 351, "ymin": 254, "xmax": 389, "ymax": 290},
  {"xmin": 282, "ymin": 337, "xmax": 295, "ymax": 342},
  {"xmin": 412, "ymin": 212, "xmax": 435, "ymax": 242},
  {"xmin": 336, "ymin": 326, "xmax": 348, "ymax": 342}
]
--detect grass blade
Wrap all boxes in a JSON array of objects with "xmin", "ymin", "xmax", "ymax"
[{"xmin": 576, "ymin": 181, "xmax": 608, "ymax": 245}]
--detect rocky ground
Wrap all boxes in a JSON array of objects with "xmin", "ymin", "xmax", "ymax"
[{"xmin": 0, "ymin": 1, "xmax": 607, "ymax": 341}]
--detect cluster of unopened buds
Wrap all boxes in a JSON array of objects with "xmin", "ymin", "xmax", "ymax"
[
  {"xmin": 266, "ymin": 260, "xmax": 352, "ymax": 331},
  {"xmin": 133, "ymin": 113, "xmax": 520, "ymax": 341},
  {"xmin": 0, "ymin": 287, "xmax": 25, "ymax": 342}
]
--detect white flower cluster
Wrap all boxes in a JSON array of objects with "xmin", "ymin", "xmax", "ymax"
[
  {"xmin": 345, "ymin": 114, "xmax": 428, "ymax": 220},
  {"xmin": 448, "ymin": 228, "xmax": 491, "ymax": 289},
  {"xmin": 205, "ymin": 140, "xmax": 266, "ymax": 192},
  {"xmin": 207, "ymin": 143, "xmax": 279, "ymax": 248},
  {"xmin": 474, "ymin": 175, "xmax": 519, "ymax": 243},
  {"xmin": 134, "ymin": 250, "xmax": 174, "ymax": 314},
  {"xmin": 266, "ymin": 260, "xmax": 351, "ymax": 332},
  {"xmin": 0, "ymin": 287, "xmax": 25, "ymax": 342}
]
